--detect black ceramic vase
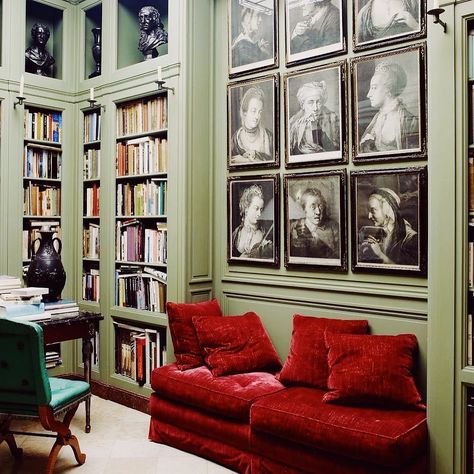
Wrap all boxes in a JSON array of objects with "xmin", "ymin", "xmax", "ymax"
[
  {"xmin": 26, "ymin": 229, "xmax": 66, "ymax": 302},
  {"xmin": 89, "ymin": 27, "xmax": 101, "ymax": 79}
]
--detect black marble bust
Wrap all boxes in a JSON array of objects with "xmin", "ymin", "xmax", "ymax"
[
  {"xmin": 138, "ymin": 6, "xmax": 168, "ymax": 60},
  {"xmin": 25, "ymin": 23, "xmax": 55, "ymax": 77}
]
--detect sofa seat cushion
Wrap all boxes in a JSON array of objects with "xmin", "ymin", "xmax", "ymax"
[
  {"xmin": 151, "ymin": 363, "xmax": 284, "ymax": 421},
  {"xmin": 250, "ymin": 387, "xmax": 427, "ymax": 468}
]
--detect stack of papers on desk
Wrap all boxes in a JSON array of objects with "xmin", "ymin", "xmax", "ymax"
[{"xmin": 44, "ymin": 299, "xmax": 79, "ymax": 319}]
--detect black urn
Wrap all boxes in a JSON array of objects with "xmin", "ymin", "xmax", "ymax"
[
  {"xmin": 26, "ymin": 227, "xmax": 66, "ymax": 302},
  {"xmin": 88, "ymin": 27, "xmax": 101, "ymax": 79}
]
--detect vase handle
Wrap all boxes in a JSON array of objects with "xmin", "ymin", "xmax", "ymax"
[
  {"xmin": 31, "ymin": 238, "xmax": 41, "ymax": 258},
  {"xmin": 52, "ymin": 237, "xmax": 62, "ymax": 255}
]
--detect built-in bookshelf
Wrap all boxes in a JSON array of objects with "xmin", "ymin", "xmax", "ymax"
[
  {"xmin": 468, "ymin": 24, "xmax": 474, "ymax": 368},
  {"xmin": 82, "ymin": 107, "xmax": 101, "ymax": 303}
]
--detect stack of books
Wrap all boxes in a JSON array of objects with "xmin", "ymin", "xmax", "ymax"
[
  {"xmin": 0, "ymin": 287, "xmax": 51, "ymax": 321},
  {"xmin": 0, "ymin": 275, "xmax": 22, "ymax": 294},
  {"xmin": 44, "ymin": 299, "xmax": 80, "ymax": 319}
]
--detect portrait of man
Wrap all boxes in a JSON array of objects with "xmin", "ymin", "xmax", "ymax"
[
  {"xmin": 352, "ymin": 44, "xmax": 425, "ymax": 161},
  {"xmin": 286, "ymin": 0, "xmax": 344, "ymax": 65},
  {"xmin": 351, "ymin": 167, "xmax": 427, "ymax": 274},
  {"xmin": 229, "ymin": 0, "xmax": 277, "ymax": 76},
  {"xmin": 354, "ymin": 0, "xmax": 424, "ymax": 50},
  {"xmin": 228, "ymin": 175, "xmax": 279, "ymax": 265},
  {"xmin": 285, "ymin": 63, "xmax": 345, "ymax": 165},
  {"xmin": 138, "ymin": 5, "xmax": 168, "ymax": 60},
  {"xmin": 228, "ymin": 75, "xmax": 278, "ymax": 169},
  {"xmin": 285, "ymin": 171, "xmax": 346, "ymax": 269}
]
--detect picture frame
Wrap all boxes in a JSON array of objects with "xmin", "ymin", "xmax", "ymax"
[
  {"xmin": 228, "ymin": 174, "xmax": 280, "ymax": 266},
  {"xmin": 284, "ymin": 169, "xmax": 347, "ymax": 271},
  {"xmin": 284, "ymin": 61, "xmax": 347, "ymax": 167},
  {"xmin": 351, "ymin": 43, "xmax": 426, "ymax": 163},
  {"xmin": 353, "ymin": 0, "xmax": 426, "ymax": 52},
  {"xmin": 285, "ymin": 0, "xmax": 346, "ymax": 67},
  {"xmin": 350, "ymin": 166, "xmax": 427, "ymax": 275},
  {"xmin": 228, "ymin": 0, "xmax": 278, "ymax": 77},
  {"xmin": 228, "ymin": 74, "xmax": 279, "ymax": 170}
]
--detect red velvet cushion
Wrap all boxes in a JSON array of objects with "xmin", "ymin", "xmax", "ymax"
[
  {"xmin": 324, "ymin": 333, "xmax": 424, "ymax": 409},
  {"xmin": 166, "ymin": 299, "xmax": 223, "ymax": 370},
  {"xmin": 193, "ymin": 312, "xmax": 282, "ymax": 376},
  {"xmin": 277, "ymin": 315, "xmax": 369, "ymax": 389}
]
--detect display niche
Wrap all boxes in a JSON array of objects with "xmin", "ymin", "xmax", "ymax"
[
  {"xmin": 25, "ymin": 0, "xmax": 63, "ymax": 79},
  {"xmin": 117, "ymin": 0, "xmax": 168, "ymax": 70},
  {"xmin": 84, "ymin": 3, "xmax": 102, "ymax": 80}
]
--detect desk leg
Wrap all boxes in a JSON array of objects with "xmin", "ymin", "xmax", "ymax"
[{"xmin": 82, "ymin": 337, "xmax": 93, "ymax": 433}]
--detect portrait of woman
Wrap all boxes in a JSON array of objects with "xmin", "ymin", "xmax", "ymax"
[
  {"xmin": 228, "ymin": 75, "xmax": 278, "ymax": 169},
  {"xmin": 229, "ymin": 0, "xmax": 277, "ymax": 76},
  {"xmin": 354, "ymin": 0, "xmax": 424, "ymax": 51},
  {"xmin": 285, "ymin": 63, "xmax": 346, "ymax": 166},
  {"xmin": 228, "ymin": 175, "xmax": 279, "ymax": 265},
  {"xmin": 284, "ymin": 170, "xmax": 346, "ymax": 270},
  {"xmin": 351, "ymin": 44, "xmax": 426, "ymax": 162}
]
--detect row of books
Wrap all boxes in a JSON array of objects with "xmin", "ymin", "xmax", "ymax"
[
  {"xmin": 114, "ymin": 320, "xmax": 166, "ymax": 385},
  {"xmin": 84, "ymin": 183, "xmax": 100, "ymax": 217},
  {"xmin": 83, "ymin": 223, "xmax": 100, "ymax": 259},
  {"xmin": 116, "ymin": 179, "xmax": 167, "ymax": 217},
  {"xmin": 23, "ymin": 146, "xmax": 62, "ymax": 180},
  {"xmin": 84, "ymin": 111, "xmax": 101, "ymax": 143},
  {"xmin": 116, "ymin": 137, "xmax": 168, "ymax": 176},
  {"xmin": 23, "ymin": 227, "xmax": 61, "ymax": 261},
  {"xmin": 117, "ymin": 96, "xmax": 168, "ymax": 137},
  {"xmin": 83, "ymin": 149, "xmax": 100, "ymax": 180},
  {"xmin": 23, "ymin": 184, "xmax": 61, "ymax": 216},
  {"xmin": 25, "ymin": 110, "xmax": 62, "ymax": 143},
  {"xmin": 115, "ymin": 220, "xmax": 167, "ymax": 264},
  {"xmin": 469, "ymin": 313, "xmax": 473, "ymax": 366},
  {"xmin": 82, "ymin": 269, "xmax": 100, "ymax": 302}
]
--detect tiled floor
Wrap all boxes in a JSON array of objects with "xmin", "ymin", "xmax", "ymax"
[{"xmin": 0, "ymin": 395, "xmax": 235, "ymax": 473}]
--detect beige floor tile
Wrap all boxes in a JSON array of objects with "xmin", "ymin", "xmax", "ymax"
[{"xmin": 103, "ymin": 457, "xmax": 159, "ymax": 474}]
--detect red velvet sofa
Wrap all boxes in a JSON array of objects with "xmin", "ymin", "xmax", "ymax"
[{"xmin": 148, "ymin": 302, "xmax": 428, "ymax": 473}]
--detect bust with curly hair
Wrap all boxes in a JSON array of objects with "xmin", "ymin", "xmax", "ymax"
[
  {"xmin": 25, "ymin": 23, "xmax": 55, "ymax": 76},
  {"xmin": 138, "ymin": 6, "xmax": 168, "ymax": 60}
]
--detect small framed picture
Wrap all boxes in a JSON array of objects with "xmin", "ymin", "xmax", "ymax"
[
  {"xmin": 228, "ymin": 174, "xmax": 279, "ymax": 266},
  {"xmin": 353, "ymin": 0, "xmax": 426, "ymax": 52},
  {"xmin": 228, "ymin": 0, "xmax": 278, "ymax": 77},
  {"xmin": 284, "ymin": 61, "xmax": 347, "ymax": 167},
  {"xmin": 285, "ymin": 0, "xmax": 346, "ymax": 66},
  {"xmin": 350, "ymin": 166, "xmax": 427, "ymax": 275},
  {"xmin": 228, "ymin": 74, "xmax": 279, "ymax": 170},
  {"xmin": 284, "ymin": 170, "xmax": 347, "ymax": 270},
  {"xmin": 351, "ymin": 44, "xmax": 426, "ymax": 163}
]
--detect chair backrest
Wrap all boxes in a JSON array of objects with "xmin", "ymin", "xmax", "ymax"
[{"xmin": 0, "ymin": 318, "xmax": 51, "ymax": 412}]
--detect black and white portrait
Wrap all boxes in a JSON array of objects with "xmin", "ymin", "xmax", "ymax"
[
  {"xmin": 285, "ymin": 63, "xmax": 346, "ymax": 166},
  {"xmin": 350, "ymin": 166, "xmax": 427, "ymax": 274},
  {"xmin": 354, "ymin": 0, "xmax": 425, "ymax": 51},
  {"xmin": 285, "ymin": 0, "xmax": 345, "ymax": 65},
  {"xmin": 351, "ymin": 44, "xmax": 426, "ymax": 162},
  {"xmin": 228, "ymin": 74, "xmax": 279, "ymax": 169},
  {"xmin": 229, "ymin": 0, "xmax": 277, "ymax": 76},
  {"xmin": 284, "ymin": 170, "xmax": 346, "ymax": 270},
  {"xmin": 228, "ymin": 175, "xmax": 279, "ymax": 266}
]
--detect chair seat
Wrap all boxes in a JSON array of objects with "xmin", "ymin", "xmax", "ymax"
[{"xmin": 49, "ymin": 378, "xmax": 90, "ymax": 411}]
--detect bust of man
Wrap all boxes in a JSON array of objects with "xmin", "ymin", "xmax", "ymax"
[
  {"xmin": 138, "ymin": 6, "xmax": 168, "ymax": 60},
  {"xmin": 25, "ymin": 23, "xmax": 55, "ymax": 76}
]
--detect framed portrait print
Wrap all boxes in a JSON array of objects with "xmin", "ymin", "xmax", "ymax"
[
  {"xmin": 284, "ymin": 170, "xmax": 347, "ymax": 270},
  {"xmin": 351, "ymin": 44, "xmax": 426, "ymax": 163},
  {"xmin": 228, "ymin": 0, "xmax": 278, "ymax": 77},
  {"xmin": 228, "ymin": 74, "xmax": 279, "ymax": 170},
  {"xmin": 228, "ymin": 174, "xmax": 279, "ymax": 266},
  {"xmin": 284, "ymin": 62, "xmax": 347, "ymax": 167},
  {"xmin": 350, "ymin": 166, "xmax": 427, "ymax": 275},
  {"xmin": 353, "ymin": 0, "xmax": 426, "ymax": 52},
  {"xmin": 285, "ymin": 0, "xmax": 346, "ymax": 66}
]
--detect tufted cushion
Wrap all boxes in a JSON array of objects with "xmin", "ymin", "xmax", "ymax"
[
  {"xmin": 250, "ymin": 387, "xmax": 427, "ymax": 468},
  {"xmin": 277, "ymin": 315, "xmax": 369, "ymax": 389},
  {"xmin": 324, "ymin": 333, "xmax": 424, "ymax": 409},
  {"xmin": 166, "ymin": 299, "xmax": 223, "ymax": 370},
  {"xmin": 193, "ymin": 312, "xmax": 282, "ymax": 376},
  {"xmin": 150, "ymin": 363, "xmax": 285, "ymax": 421},
  {"xmin": 49, "ymin": 377, "xmax": 90, "ymax": 410}
]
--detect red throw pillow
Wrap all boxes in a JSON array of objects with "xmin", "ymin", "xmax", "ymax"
[
  {"xmin": 277, "ymin": 315, "xmax": 369, "ymax": 389},
  {"xmin": 166, "ymin": 299, "xmax": 223, "ymax": 370},
  {"xmin": 192, "ymin": 312, "xmax": 282, "ymax": 376},
  {"xmin": 323, "ymin": 333, "xmax": 425, "ymax": 409}
]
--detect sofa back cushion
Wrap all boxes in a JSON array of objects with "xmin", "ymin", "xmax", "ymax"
[
  {"xmin": 166, "ymin": 299, "xmax": 223, "ymax": 370},
  {"xmin": 323, "ymin": 332, "xmax": 425, "ymax": 409},
  {"xmin": 277, "ymin": 315, "xmax": 369, "ymax": 389},
  {"xmin": 193, "ymin": 312, "xmax": 282, "ymax": 376}
]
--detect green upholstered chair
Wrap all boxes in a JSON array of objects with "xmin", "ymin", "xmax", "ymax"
[{"xmin": 0, "ymin": 317, "xmax": 90, "ymax": 473}]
